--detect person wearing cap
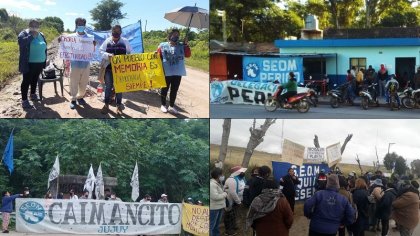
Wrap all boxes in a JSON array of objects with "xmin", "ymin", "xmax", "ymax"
[
  {"xmin": 315, "ymin": 169, "xmax": 327, "ymax": 191},
  {"xmin": 210, "ymin": 168, "xmax": 228, "ymax": 236},
  {"xmin": 392, "ymin": 181, "xmax": 420, "ymax": 236},
  {"xmin": 18, "ymin": 19, "xmax": 47, "ymax": 108},
  {"xmin": 158, "ymin": 194, "xmax": 169, "ymax": 203},
  {"xmin": 224, "ymin": 165, "xmax": 247, "ymax": 236},
  {"xmin": 280, "ymin": 168, "xmax": 301, "ymax": 212},
  {"xmin": 304, "ymin": 174, "xmax": 355, "ymax": 236}
]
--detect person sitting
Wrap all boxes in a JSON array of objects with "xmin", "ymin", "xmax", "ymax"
[{"xmin": 275, "ymin": 72, "xmax": 297, "ymax": 108}]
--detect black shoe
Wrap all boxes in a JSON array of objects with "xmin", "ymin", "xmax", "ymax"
[{"xmin": 2, "ymin": 230, "xmax": 9, "ymax": 233}]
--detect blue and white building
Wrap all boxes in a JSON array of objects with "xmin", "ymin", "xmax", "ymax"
[{"xmin": 275, "ymin": 38, "xmax": 420, "ymax": 85}]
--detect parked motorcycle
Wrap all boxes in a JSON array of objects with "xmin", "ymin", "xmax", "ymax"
[
  {"xmin": 264, "ymin": 88, "xmax": 311, "ymax": 113},
  {"xmin": 298, "ymin": 80, "xmax": 318, "ymax": 107},
  {"xmin": 401, "ymin": 86, "xmax": 420, "ymax": 109},
  {"xmin": 359, "ymin": 83, "xmax": 379, "ymax": 110},
  {"xmin": 327, "ymin": 82, "xmax": 353, "ymax": 108}
]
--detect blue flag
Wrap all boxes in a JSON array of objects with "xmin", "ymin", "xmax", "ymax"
[
  {"xmin": 85, "ymin": 21, "xmax": 144, "ymax": 62},
  {"xmin": 2, "ymin": 131, "xmax": 14, "ymax": 174}
]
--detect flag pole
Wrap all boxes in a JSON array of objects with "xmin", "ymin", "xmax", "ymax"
[{"xmin": 56, "ymin": 156, "xmax": 59, "ymax": 199}]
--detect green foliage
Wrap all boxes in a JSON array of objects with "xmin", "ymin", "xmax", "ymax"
[
  {"xmin": 0, "ymin": 42, "xmax": 19, "ymax": 85},
  {"xmin": 90, "ymin": 0, "xmax": 127, "ymax": 30},
  {"xmin": 383, "ymin": 152, "xmax": 408, "ymax": 175},
  {"xmin": 0, "ymin": 119, "xmax": 209, "ymax": 204},
  {"xmin": 0, "ymin": 28, "xmax": 16, "ymax": 41},
  {"xmin": 43, "ymin": 16, "xmax": 64, "ymax": 33},
  {"xmin": 143, "ymin": 29, "xmax": 209, "ymax": 72},
  {"xmin": 411, "ymin": 159, "xmax": 420, "ymax": 176},
  {"xmin": 0, "ymin": 8, "xmax": 9, "ymax": 22}
]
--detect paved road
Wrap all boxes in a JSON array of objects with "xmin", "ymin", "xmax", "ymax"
[{"xmin": 210, "ymin": 97, "xmax": 420, "ymax": 118}]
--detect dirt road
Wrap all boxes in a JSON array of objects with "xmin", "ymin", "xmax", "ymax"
[{"xmin": 0, "ymin": 39, "xmax": 209, "ymax": 118}]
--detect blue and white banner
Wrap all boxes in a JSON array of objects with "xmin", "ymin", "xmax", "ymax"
[
  {"xmin": 16, "ymin": 199, "xmax": 181, "ymax": 234},
  {"xmin": 272, "ymin": 161, "xmax": 330, "ymax": 201},
  {"xmin": 243, "ymin": 56, "xmax": 303, "ymax": 83},
  {"xmin": 210, "ymin": 80, "xmax": 279, "ymax": 105},
  {"xmin": 85, "ymin": 21, "xmax": 143, "ymax": 61}
]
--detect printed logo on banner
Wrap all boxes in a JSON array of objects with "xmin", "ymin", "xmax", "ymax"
[
  {"xmin": 245, "ymin": 63, "xmax": 260, "ymax": 80},
  {"xmin": 19, "ymin": 201, "xmax": 45, "ymax": 224},
  {"xmin": 210, "ymin": 81, "xmax": 225, "ymax": 102}
]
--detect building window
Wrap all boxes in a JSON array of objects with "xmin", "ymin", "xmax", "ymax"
[{"xmin": 350, "ymin": 58, "xmax": 366, "ymax": 71}]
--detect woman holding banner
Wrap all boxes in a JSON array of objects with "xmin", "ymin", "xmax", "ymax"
[
  {"xmin": 99, "ymin": 24, "xmax": 132, "ymax": 115},
  {"xmin": 157, "ymin": 28, "xmax": 191, "ymax": 115},
  {"xmin": 18, "ymin": 19, "xmax": 47, "ymax": 109}
]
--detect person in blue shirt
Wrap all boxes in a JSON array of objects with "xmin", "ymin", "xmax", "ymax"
[
  {"xmin": 63, "ymin": 18, "xmax": 96, "ymax": 109},
  {"xmin": 18, "ymin": 19, "xmax": 47, "ymax": 109},
  {"xmin": 157, "ymin": 29, "xmax": 191, "ymax": 115},
  {"xmin": 304, "ymin": 174, "xmax": 355, "ymax": 236},
  {"xmin": 0, "ymin": 191, "xmax": 23, "ymax": 233}
]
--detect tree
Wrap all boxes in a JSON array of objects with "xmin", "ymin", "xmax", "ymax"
[
  {"xmin": 43, "ymin": 16, "xmax": 64, "ymax": 33},
  {"xmin": 383, "ymin": 152, "xmax": 408, "ymax": 175},
  {"xmin": 0, "ymin": 8, "xmax": 9, "ymax": 23},
  {"xmin": 411, "ymin": 159, "xmax": 420, "ymax": 177},
  {"xmin": 218, "ymin": 119, "xmax": 231, "ymax": 163},
  {"xmin": 241, "ymin": 119, "xmax": 276, "ymax": 167},
  {"xmin": 90, "ymin": 0, "xmax": 126, "ymax": 30}
]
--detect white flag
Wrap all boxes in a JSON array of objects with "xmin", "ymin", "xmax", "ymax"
[
  {"xmin": 216, "ymin": 9, "xmax": 225, "ymax": 17},
  {"xmin": 130, "ymin": 161, "xmax": 139, "ymax": 202},
  {"xmin": 95, "ymin": 163, "xmax": 104, "ymax": 200},
  {"xmin": 83, "ymin": 165, "xmax": 96, "ymax": 199},
  {"xmin": 48, "ymin": 156, "xmax": 60, "ymax": 189}
]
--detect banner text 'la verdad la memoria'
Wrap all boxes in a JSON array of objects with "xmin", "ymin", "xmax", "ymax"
[{"xmin": 110, "ymin": 52, "xmax": 166, "ymax": 93}]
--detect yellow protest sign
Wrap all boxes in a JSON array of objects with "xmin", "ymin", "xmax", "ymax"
[
  {"xmin": 110, "ymin": 53, "xmax": 166, "ymax": 93},
  {"xmin": 181, "ymin": 203, "xmax": 209, "ymax": 236}
]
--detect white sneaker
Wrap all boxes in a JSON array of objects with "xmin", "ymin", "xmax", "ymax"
[
  {"xmin": 168, "ymin": 106, "xmax": 179, "ymax": 115},
  {"xmin": 160, "ymin": 105, "xmax": 168, "ymax": 113}
]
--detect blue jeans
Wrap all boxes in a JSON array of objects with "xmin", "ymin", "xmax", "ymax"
[
  {"xmin": 104, "ymin": 69, "xmax": 122, "ymax": 105},
  {"xmin": 379, "ymin": 80, "xmax": 386, "ymax": 97},
  {"xmin": 385, "ymin": 91, "xmax": 401, "ymax": 106},
  {"xmin": 210, "ymin": 209, "xmax": 224, "ymax": 236}
]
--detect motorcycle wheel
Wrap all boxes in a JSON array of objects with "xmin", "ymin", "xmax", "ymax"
[
  {"xmin": 310, "ymin": 95, "xmax": 318, "ymax": 107},
  {"xmin": 361, "ymin": 97, "xmax": 369, "ymax": 110},
  {"xmin": 297, "ymin": 100, "xmax": 310, "ymax": 113},
  {"xmin": 402, "ymin": 97, "xmax": 415, "ymax": 109},
  {"xmin": 264, "ymin": 96, "xmax": 278, "ymax": 112},
  {"xmin": 330, "ymin": 97, "xmax": 339, "ymax": 108}
]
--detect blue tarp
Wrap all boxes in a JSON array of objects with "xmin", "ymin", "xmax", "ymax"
[{"xmin": 85, "ymin": 21, "xmax": 143, "ymax": 61}]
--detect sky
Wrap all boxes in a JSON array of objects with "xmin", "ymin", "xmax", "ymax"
[
  {"xmin": 210, "ymin": 119, "xmax": 420, "ymax": 167},
  {"xmin": 0, "ymin": 0, "xmax": 209, "ymax": 31}
]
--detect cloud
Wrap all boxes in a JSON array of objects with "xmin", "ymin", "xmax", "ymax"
[
  {"xmin": 44, "ymin": 0, "xmax": 56, "ymax": 5},
  {"xmin": 0, "ymin": 0, "xmax": 41, "ymax": 11},
  {"xmin": 210, "ymin": 119, "xmax": 420, "ymax": 166}
]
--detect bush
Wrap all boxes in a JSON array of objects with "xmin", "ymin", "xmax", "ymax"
[{"xmin": 0, "ymin": 28, "xmax": 16, "ymax": 41}]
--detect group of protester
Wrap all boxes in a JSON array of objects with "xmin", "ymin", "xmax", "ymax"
[
  {"xmin": 210, "ymin": 164, "xmax": 420, "ymax": 236},
  {"xmin": 18, "ymin": 18, "xmax": 191, "ymax": 115}
]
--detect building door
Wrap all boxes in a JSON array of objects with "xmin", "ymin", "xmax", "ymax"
[
  {"xmin": 395, "ymin": 57, "xmax": 416, "ymax": 88},
  {"xmin": 303, "ymin": 58, "xmax": 326, "ymax": 80}
]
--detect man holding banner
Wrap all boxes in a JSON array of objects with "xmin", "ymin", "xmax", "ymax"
[
  {"xmin": 60, "ymin": 18, "xmax": 96, "ymax": 109},
  {"xmin": 99, "ymin": 24, "xmax": 132, "ymax": 115}
]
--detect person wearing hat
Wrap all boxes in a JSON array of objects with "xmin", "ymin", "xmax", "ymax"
[
  {"xmin": 315, "ymin": 169, "xmax": 327, "ymax": 191},
  {"xmin": 304, "ymin": 174, "xmax": 355, "ymax": 236},
  {"xmin": 224, "ymin": 165, "xmax": 247, "ymax": 236},
  {"xmin": 158, "ymin": 194, "xmax": 169, "ymax": 203},
  {"xmin": 280, "ymin": 168, "xmax": 301, "ymax": 211}
]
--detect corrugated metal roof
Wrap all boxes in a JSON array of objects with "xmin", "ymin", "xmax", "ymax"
[{"xmin": 275, "ymin": 38, "xmax": 420, "ymax": 48}]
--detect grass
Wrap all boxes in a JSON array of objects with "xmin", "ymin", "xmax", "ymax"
[
  {"xmin": 210, "ymin": 144, "xmax": 388, "ymax": 176},
  {"xmin": 0, "ymin": 42, "xmax": 19, "ymax": 86}
]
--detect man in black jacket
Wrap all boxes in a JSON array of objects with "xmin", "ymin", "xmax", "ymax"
[{"xmin": 280, "ymin": 168, "xmax": 301, "ymax": 212}]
